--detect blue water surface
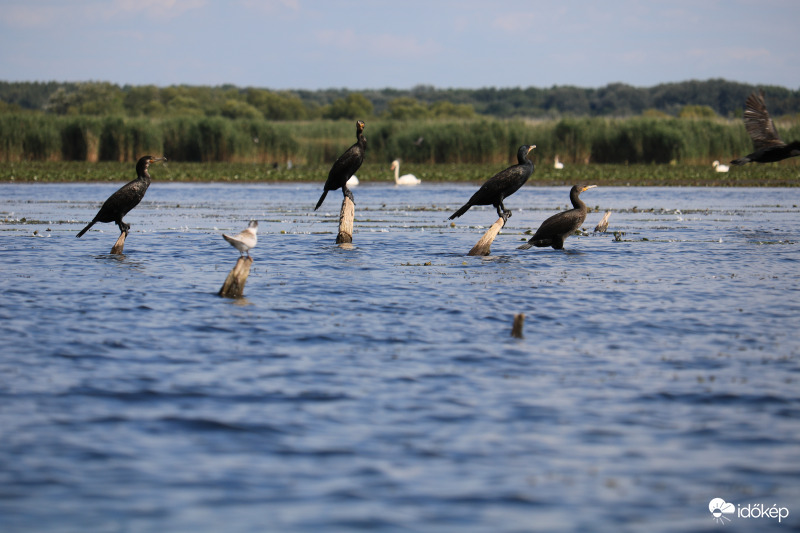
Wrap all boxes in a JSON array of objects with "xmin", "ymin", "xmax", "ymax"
[{"xmin": 1, "ymin": 182, "xmax": 799, "ymax": 532}]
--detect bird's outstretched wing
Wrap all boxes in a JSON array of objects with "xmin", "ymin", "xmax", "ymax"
[{"xmin": 744, "ymin": 91, "xmax": 785, "ymax": 149}]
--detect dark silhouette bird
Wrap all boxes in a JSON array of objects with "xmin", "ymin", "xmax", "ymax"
[
  {"xmin": 518, "ymin": 185, "xmax": 597, "ymax": 250},
  {"xmin": 77, "ymin": 155, "xmax": 166, "ymax": 237},
  {"xmin": 448, "ymin": 145, "xmax": 536, "ymax": 221},
  {"xmin": 314, "ymin": 120, "xmax": 366, "ymax": 210},
  {"xmin": 731, "ymin": 91, "xmax": 800, "ymax": 165}
]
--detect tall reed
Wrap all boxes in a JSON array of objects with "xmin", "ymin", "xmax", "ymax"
[{"xmin": 0, "ymin": 114, "xmax": 784, "ymax": 166}]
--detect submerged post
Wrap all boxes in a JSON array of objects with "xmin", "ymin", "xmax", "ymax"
[
  {"xmin": 468, "ymin": 216, "xmax": 506, "ymax": 256},
  {"xmin": 511, "ymin": 313, "xmax": 525, "ymax": 339},
  {"xmin": 110, "ymin": 231, "xmax": 127, "ymax": 254},
  {"xmin": 219, "ymin": 256, "xmax": 253, "ymax": 299},
  {"xmin": 336, "ymin": 196, "xmax": 355, "ymax": 244},
  {"xmin": 594, "ymin": 211, "xmax": 611, "ymax": 233}
]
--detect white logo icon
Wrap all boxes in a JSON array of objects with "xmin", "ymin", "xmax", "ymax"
[{"xmin": 709, "ymin": 498, "xmax": 735, "ymax": 524}]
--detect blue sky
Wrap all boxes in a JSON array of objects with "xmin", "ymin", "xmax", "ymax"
[{"xmin": 1, "ymin": 0, "xmax": 798, "ymax": 90}]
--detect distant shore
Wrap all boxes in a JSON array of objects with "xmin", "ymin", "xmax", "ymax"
[{"xmin": 1, "ymin": 161, "xmax": 798, "ymax": 188}]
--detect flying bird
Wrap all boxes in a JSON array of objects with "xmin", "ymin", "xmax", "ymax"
[
  {"xmin": 223, "ymin": 220, "xmax": 258, "ymax": 257},
  {"xmin": 731, "ymin": 91, "xmax": 800, "ymax": 165},
  {"xmin": 77, "ymin": 155, "xmax": 166, "ymax": 237},
  {"xmin": 314, "ymin": 120, "xmax": 366, "ymax": 210},
  {"xmin": 448, "ymin": 145, "xmax": 536, "ymax": 220},
  {"xmin": 519, "ymin": 185, "xmax": 597, "ymax": 250}
]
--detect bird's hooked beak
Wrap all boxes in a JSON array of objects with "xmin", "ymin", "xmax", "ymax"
[
  {"xmin": 528, "ymin": 145, "xmax": 536, "ymax": 153},
  {"xmin": 149, "ymin": 157, "xmax": 167, "ymax": 164},
  {"xmin": 582, "ymin": 185, "xmax": 597, "ymax": 192}
]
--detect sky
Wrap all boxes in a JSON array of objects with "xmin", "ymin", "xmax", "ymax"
[{"xmin": 1, "ymin": 0, "xmax": 799, "ymax": 91}]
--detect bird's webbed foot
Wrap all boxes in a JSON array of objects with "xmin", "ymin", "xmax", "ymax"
[
  {"xmin": 495, "ymin": 201, "xmax": 510, "ymax": 221},
  {"xmin": 343, "ymin": 187, "xmax": 355, "ymax": 205},
  {"xmin": 118, "ymin": 221, "xmax": 130, "ymax": 234}
]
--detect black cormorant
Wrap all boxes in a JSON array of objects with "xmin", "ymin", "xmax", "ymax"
[
  {"xmin": 448, "ymin": 145, "xmax": 536, "ymax": 220},
  {"xmin": 314, "ymin": 120, "xmax": 366, "ymax": 210},
  {"xmin": 518, "ymin": 184, "xmax": 597, "ymax": 250},
  {"xmin": 76, "ymin": 155, "xmax": 166, "ymax": 237},
  {"xmin": 731, "ymin": 91, "xmax": 800, "ymax": 165}
]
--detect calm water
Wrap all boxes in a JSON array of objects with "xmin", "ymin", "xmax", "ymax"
[{"xmin": 1, "ymin": 182, "xmax": 799, "ymax": 532}]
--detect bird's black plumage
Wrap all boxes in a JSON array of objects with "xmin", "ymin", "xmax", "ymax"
[
  {"xmin": 76, "ymin": 155, "xmax": 166, "ymax": 237},
  {"xmin": 518, "ymin": 184, "xmax": 597, "ymax": 250},
  {"xmin": 448, "ymin": 145, "xmax": 535, "ymax": 220},
  {"xmin": 314, "ymin": 120, "xmax": 366, "ymax": 210},
  {"xmin": 731, "ymin": 91, "xmax": 800, "ymax": 165}
]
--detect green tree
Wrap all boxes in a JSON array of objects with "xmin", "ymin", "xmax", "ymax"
[
  {"xmin": 323, "ymin": 93, "xmax": 373, "ymax": 120},
  {"xmin": 678, "ymin": 105, "xmax": 717, "ymax": 119},
  {"xmin": 220, "ymin": 99, "xmax": 263, "ymax": 120},
  {"xmin": 123, "ymin": 85, "xmax": 163, "ymax": 116},
  {"xmin": 245, "ymin": 89, "xmax": 307, "ymax": 120},
  {"xmin": 45, "ymin": 82, "xmax": 124, "ymax": 115},
  {"xmin": 430, "ymin": 101, "xmax": 476, "ymax": 118},
  {"xmin": 385, "ymin": 97, "xmax": 430, "ymax": 120}
]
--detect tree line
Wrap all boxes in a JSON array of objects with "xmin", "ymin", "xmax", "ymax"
[{"xmin": 2, "ymin": 79, "xmax": 800, "ymax": 121}]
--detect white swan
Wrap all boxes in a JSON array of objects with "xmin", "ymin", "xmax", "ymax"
[
  {"xmin": 712, "ymin": 160, "xmax": 729, "ymax": 173},
  {"xmin": 554, "ymin": 155, "xmax": 564, "ymax": 169},
  {"xmin": 391, "ymin": 160, "xmax": 421, "ymax": 186},
  {"xmin": 347, "ymin": 175, "xmax": 359, "ymax": 186}
]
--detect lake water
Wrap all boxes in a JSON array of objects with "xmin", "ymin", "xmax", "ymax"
[{"xmin": 1, "ymin": 182, "xmax": 799, "ymax": 532}]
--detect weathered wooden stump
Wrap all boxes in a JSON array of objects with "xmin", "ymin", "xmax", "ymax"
[
  {"xmin": 468, "ymin": 216, "xmax": 506, "ymax": 256},
  {"xmin": 511, "ymin": 313, "xmax": 525, "ymax": 339},
  {"xmin": 594, "ymin": 211, "xmax": 611, "ymax": 233},
  {"xmin": 219, "ymin": 256, "xmax": 253, "ymax": 299},
  {"xmin": 110, "ymin": 231, "xmax": 127, "ymax": 254},
  {"xmin": 336, "ymin": 196, "xmax": 355, "ymax": 244}
]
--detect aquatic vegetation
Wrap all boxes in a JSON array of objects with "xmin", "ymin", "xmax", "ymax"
[{"xmin": 1, "ymin": 159, "xmax": 798, "ymax": 187}]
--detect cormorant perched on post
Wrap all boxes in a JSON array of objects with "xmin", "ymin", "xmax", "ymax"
[
  {"xmin": 731, "ymin": 91, "xmax": 800, "ymax": 165},
  {"xmin": 77, "ymin": 155, "xmax": 166, "ymax": 237},
  {"xmin": 518, "ymin": 184, "xmax": 597, "ymax": 250},
  {"xmin": 448, "ymin": 145, "xmax": 536, "ymax": 221},
  {"xmin": 314, "ymin": 120, "xmax": 366, "ymax": 210}
]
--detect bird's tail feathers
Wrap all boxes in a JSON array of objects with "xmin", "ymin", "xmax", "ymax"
[
  {"xmin": 76, "ymin": 221, "xmax": 95, "ymax": 238},
  {"xmin": 314, "ymin": 190, "xmax": 328, "ymax": 211},
  {"xmin": 517, "ymin": 242, "xmax": 533, "ymax": 250},
  {"xmin": 448, "ymin": 203, "xmax": 471, "ymax": 220},
  {"xmin": 730, "ymin": 157, "xmax": 749, "ymax": 166}
]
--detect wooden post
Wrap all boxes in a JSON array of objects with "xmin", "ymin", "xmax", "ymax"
[
  {"xmin": 219, "ymin": 256, "xmax": 253, "ymax": 299},
  {"xmin": 468, "ymin": 216, "xmax": 506, "ymax": 256},
  {"xmin": 110, "ymin": 231, "xmax": 127, "ymax": 254},
  {"xmin": 336, "ymin": 196, "xmax": 355, "ymax": 244},
  {"xmin": 511, "ymin": 313, "xmax": 525, "ymax": 339},
  {"xmin": 594, "ymin": 211, "xmax": 611, "ymax": 233}
]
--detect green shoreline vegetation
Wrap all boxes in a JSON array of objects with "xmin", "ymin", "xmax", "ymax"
[
  {"xmin": 2, "ymin": 160, "xmax": 798, "ymax": 188},
  {"xmin": 1, "ymin": 80, "xmax": 799, "ymax": 186}
]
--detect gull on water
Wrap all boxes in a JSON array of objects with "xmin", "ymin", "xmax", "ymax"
[{"xmin": 223, "ymin": 220, "xmax": 258, "ymax": 257}]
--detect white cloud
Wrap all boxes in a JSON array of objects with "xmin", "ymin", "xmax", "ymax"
[
  {"xmin": 0, "ymin": 5, "xmax": 66, "ymax": 28},
  {"xmin": 104, "ymin": 0, "xmax": 207, "ymax": 19},
  {"xmin": 316, "ymin": 29, "xmax": 436, "ymax": 60},
  {"xmin": 491, "ymin": 12, "xmax": 537, "ymax": 33}
]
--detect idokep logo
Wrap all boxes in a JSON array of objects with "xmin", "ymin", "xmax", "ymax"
[
  {"xmin": 709, "ymin": 497, "xmax": 790, "ymax": 525},
  {"xmin": 709, "ymin": 498, "xmax": 735, "ymax": 525}
]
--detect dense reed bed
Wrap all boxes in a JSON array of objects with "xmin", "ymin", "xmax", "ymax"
[{"xmin": 4, "ymin": 114, "xmax": 800, "ymax": 168}]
